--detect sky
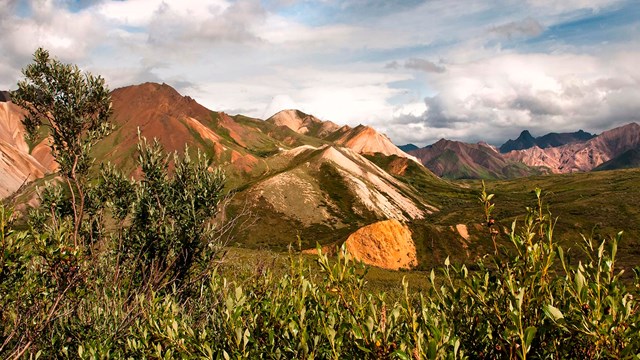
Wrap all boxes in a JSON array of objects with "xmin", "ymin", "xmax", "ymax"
[{"xmin": 1, "ymin": 0, "xmax": 639, "ymax": 146}]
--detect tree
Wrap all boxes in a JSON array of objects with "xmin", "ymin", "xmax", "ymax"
[{"xmin": 11, "ymin": 48, "xmax": 112, "ymax": 246}]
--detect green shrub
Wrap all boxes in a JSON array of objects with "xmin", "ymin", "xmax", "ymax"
[{"xmin": 2, "ymin": 178, "xmax": 639, "ymax": 358}]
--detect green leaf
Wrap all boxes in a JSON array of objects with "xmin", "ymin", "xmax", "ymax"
[
  {"xmin": 575, "ymin": 270, "xmax": 585, "ymax": 295},
  {"xmin": 392, "ymin": 350, "xmax": 410, "ymax": 360},
  {"xmin": 544, "ymin": 304, "xmax": 564, "ymax": 321},
  {"xmin": 524, "ymin": 326, "xmax": 537, "ymax": 349}
]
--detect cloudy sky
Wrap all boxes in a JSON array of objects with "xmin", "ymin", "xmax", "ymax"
[{"xmin": 1, "ymin": 0, "xmax": 639, "ymax": 146}]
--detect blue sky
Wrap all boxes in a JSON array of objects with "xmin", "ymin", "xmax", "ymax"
[{"xmin": 1, "ymin": 0, "xmax": 639, "ymax": 145}]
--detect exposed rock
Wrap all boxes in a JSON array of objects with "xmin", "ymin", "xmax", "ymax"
[{"xmin": 345, "ymin": 219, "xmax": 417, "ymax": 270}]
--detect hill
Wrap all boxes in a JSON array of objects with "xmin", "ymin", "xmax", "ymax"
[
  {"xmin": 266, "ymin": 109, "xmax": 340, "ymax": 139},
  {"xmin": 333, "ymin": 125, "xmax": 420, "ymax": 162},
  {"xmin": 407, "ymin": 139, "xmax": 540, "ymax": 179},
  {"xmin": 228, "ymin": 143, "xmax": 440, "ymax": 249}
]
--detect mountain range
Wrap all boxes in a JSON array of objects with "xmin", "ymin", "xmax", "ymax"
[
  {"xmin": 2, "ymin": 82, "xmax": 640, "ymax": 269},
  {"xmin": 401, "ymin": 123, "xmax": 640, "ymax": 179},
  {"xmin": 499, "ymin": 129, "xmax": 595, "ymax": 153}
]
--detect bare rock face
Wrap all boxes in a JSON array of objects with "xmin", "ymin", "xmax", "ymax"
[{"xmin": 345, "ymin": 219, "xmax": 417, "ymax": 270}]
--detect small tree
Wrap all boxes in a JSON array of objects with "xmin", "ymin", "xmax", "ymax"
[{"xmin": 12, "ymin": 48, "xmax": 112, "ymax": 246}]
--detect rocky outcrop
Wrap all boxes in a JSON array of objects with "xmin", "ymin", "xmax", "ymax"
[{"xmin": 344, "ymin": 219, "xmax": 417, "ymax": 270}]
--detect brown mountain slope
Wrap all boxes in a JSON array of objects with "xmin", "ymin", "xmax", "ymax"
[
  {"xmin": 99, "ymin": 83, "xmax": 273, "ymax": 179},
  {"xmin": 107, "ymin": 82, "xmax": 213, "ymax": 157},
  {"xmin": 409, "ymin": 139, "xmax": 539, "ymax": 179},
  {"xmin": 0, "ymin": 102, "xmax": 52, "ymax": 197},
  {"xmin": 504, "ymin": 122, "xmax": 640, "ymax": 173}
]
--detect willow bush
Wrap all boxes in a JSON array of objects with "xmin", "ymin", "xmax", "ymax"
[{"xmin": 2, "ymin": 182, "xmax": 639, "ymax": 359}]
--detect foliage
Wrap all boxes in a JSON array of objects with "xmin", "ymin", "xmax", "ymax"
[
  {"xmin": 98, "ymin": 134, "xmax": 227, "ymax": 291},
  {"xmin": 2, "ymin": 182, "xmax": 640, "ymax": 358},
  {"xmin": 11, "ymin": 48, "xmax": 112, "ymax": 246}
]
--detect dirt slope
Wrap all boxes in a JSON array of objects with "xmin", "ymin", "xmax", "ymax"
[{"xmin": 345, "ymin": 219, "xmax": 417, "ymax": 270}]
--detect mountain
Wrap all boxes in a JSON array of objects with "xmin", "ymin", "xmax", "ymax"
[
  {"xmin": 398, "ymin": 144, "xmax": 419, "ymax": 152},
  {"xmin": 408, "ymin": 139, "xmax": 540, "ymax": 179},
  {"xmin": 0, "ymin": 101, "xmax": 54, "ymax": 198},
  {"xmin": 504, "ymin": 123, "xmax": 640, "ymax": 173},
  {"xmin": 231, "ymin": 143, "xmax": 439, "ymax": 249},
  {"xmin": 500, "ymin": 130, "xmax": 536, "ymax": 153},
  {"xmin": 536, "ymin": 130, "xmax": 595, "ymax": 148},
  {"xmin": 266, "ymin": 109, "xmax": 340, "ymax": 138},
  {"xmin": 594, "ymin": 147, "xmax": 640, "ymax": 171},
  {"xmin": 97, "ymin": 83, "xmax": 296, "ymax": 182},
  {"xmin": 0, "ymin": 91, "xmax": 10, "ymax": 102},
  {"xmin": 500, "ymin": 129, "xmax": 594, "ymax": 153},
  {"xmin": 76, "ymin": 83, "xmax": 449, "ymax": 250},
  {"xmin": 333, "ymin": 125, "xmax": 420, "ymax": 162}
]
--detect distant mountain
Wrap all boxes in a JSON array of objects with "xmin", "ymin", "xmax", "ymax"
[
  {"xmin": 594, "ymin": 147, "xmax": 640, "ymax": 171},
  {"xmin": 504, "ymin": 123, "xmax": 640, "ymax": 173},
  {"xmin": 333, "ymin": 125, "xmax": 420, "ymax": 162},
  {"xmin": 500, "ymin": 129, "xmax": 594, "ymax": 153},
  {"xmin": 500, "ymin": 130, "xmax": 536, "ymax": 153},
  {"xmin": 398, "ymin": 144, "xmax": 419, "ymax": 152},
  {"xmin": 408, "ymin": 139, "xmax": 540, "ymax": 179},
  {"xmin": 0, "ymin": 91, "xmax": 10, "ymax": 102},
  {"xmin": 266, "ymin": 109, "xmax": 340, "ymax": 139}
]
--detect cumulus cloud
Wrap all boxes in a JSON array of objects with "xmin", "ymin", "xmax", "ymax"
[
  {"xmin": 387, "ymin": 51, "xmax": 640, "ymax": 146},
  {"xmin": 0, "ymin": 0, "xmax": 106, "ymax": 88},
  {"xmin": 1, "ymin": 0, "xmax": 638, "ymax": 149}
]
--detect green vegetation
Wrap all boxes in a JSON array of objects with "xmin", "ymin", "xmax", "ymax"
[
  {"xmin": 2, "ymin": 177, "xmax": 640, "ymax": 357},
  {"xmin": 11, "ymin": 48, "xmax": 112, "ymax": 246}
]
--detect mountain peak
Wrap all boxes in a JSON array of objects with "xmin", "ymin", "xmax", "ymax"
[
  {"xmin": 335, "ymin": 125, "xmax": 420, "ymax": 162},
  {"xmin": 266, "ymin": 109, "xmax": 339, "ymax": 137}
]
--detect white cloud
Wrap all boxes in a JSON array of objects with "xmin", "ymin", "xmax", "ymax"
[{"xmin": 388, "ymin": 51, "xmax": 640, "ymax": 145}]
